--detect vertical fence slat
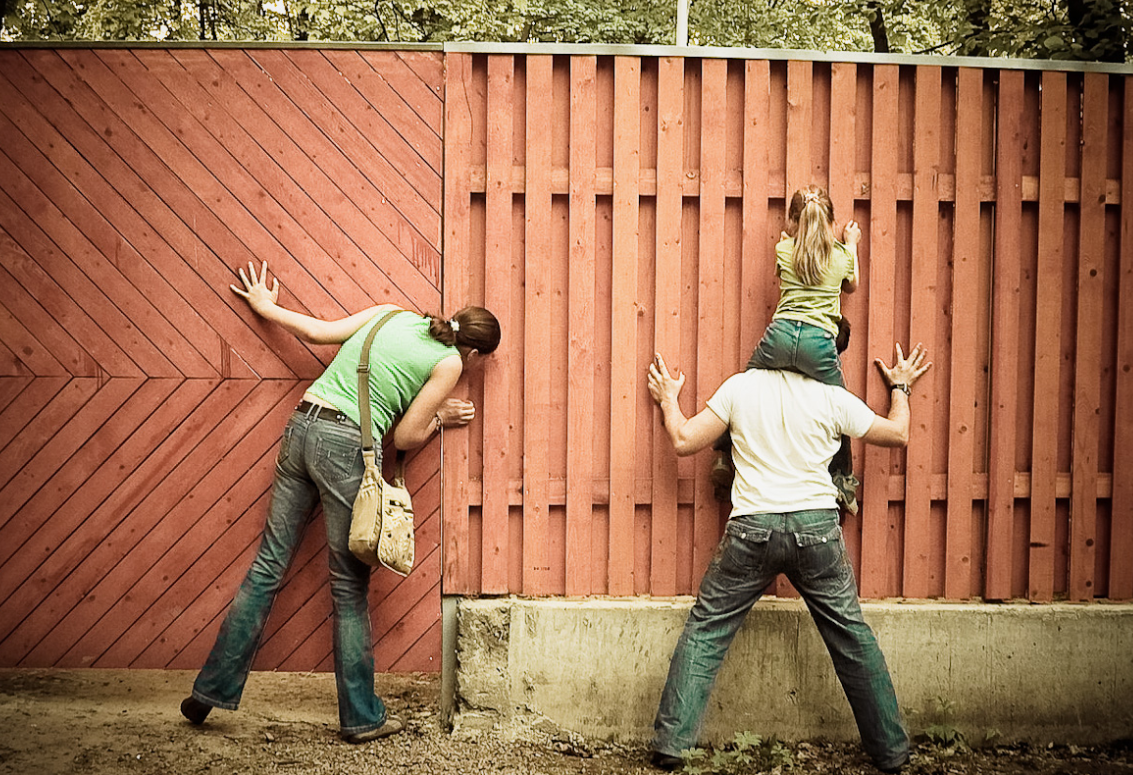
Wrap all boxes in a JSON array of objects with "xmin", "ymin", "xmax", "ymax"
[
  {"xmin": 946, "ymin": 68, "xmax": 983, "ymax": 600},
  {"xmin": 786, "ymin": 61, "xmax": 813, "ymax": 201},
  {"xmin": 523, "ymin": 55, "xmax": 553, "ymax": 595},
  {"xmin": 1028, "ymin": 71, "xmax": 1066, "ymax": 602},
  {"xmin": 986, "ymin": 70, "xmax": 1025, "ymax": 600},
  {"xmin": 770, "ymin": 59, "xmax": 814, "ymax": 598},
  {"xmin": 442, "ymin": 53, "xmax": 473, "ymax": 593},
  {"xmin": 608, "ymin": 57, "xmax": 640, "ymax": 596},
  {"xmin": 692, "ymin": 59, "xmax": 729, "ymax": 579},
  {"xmin": 828, "ymin": 63, "xmax": 857, "ymax": 256},
  {"xmin": 860, "ymin": 64, "xmax": 899, "ymax": 597},
  {"xmin": 567, "ymin": 56, "xmax": 596, "ymax": 596},
  {"xmin": 904, "ymin": 65, "xmax": 942, "ymax": 599},
  {"xmin": 1070, "ymin": 73, "xmax": 1108, "ymax": 601},
  {"xmin": 650, "ymin": 57, "xmax": 684, "ymax": 596},
  {"xmin": 480, "ymin": 55, "xmax": 514, "ymax": 594},
  {"xmin": 741, "ymin": 61, "xmax": 771, "ymax": 363},
  {"xmin": 829, "ymin": 63, "xmax": 865, "ymax": 573},
  {"xmin": 1111, "ymin": 77, "xmax": 1133, "ymax": 601}
]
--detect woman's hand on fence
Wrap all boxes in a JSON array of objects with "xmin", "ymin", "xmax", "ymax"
[
  {"xmin": 437, "ymin": 398, "xmax": 476, "ymax": 428},
  {"xmin": 843, "ymin": 220, "xmax": 862, "ymax": 246},
  {"xmin": 230, "ymin": 260, "xmax": 279, "ymax": 317}
]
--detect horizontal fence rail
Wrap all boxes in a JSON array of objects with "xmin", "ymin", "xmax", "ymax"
[{"xmin": 442, "ymin": 53, "xmax": 1131, "ymax": 602}]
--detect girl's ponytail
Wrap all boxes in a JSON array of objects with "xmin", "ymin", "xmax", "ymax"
[{"xmin": 788, "ymin": 186, "xmax": 836, "ymax": 286}]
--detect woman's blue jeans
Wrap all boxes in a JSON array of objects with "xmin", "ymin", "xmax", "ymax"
[
  {"xmin": 652, "ymin": 510, "xmax": 908, "ymax": 771},
  {"xmin": 192, "ymin": 405, "xmax": 387, "ymax": 737}
]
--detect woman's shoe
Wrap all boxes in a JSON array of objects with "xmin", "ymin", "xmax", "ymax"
[{"xmin": 180, "ymin": 696, "xmax": 212, "ymax": 725}]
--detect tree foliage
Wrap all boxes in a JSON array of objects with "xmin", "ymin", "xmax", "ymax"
[{"xmin": 2, "ymin": 0, "xmax": 1129, "ymax": 61}]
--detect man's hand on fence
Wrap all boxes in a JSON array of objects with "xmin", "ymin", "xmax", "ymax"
[
  {"xmin": 875, "ymin": 343, "xmax": 932, "ymax": 392},
  {"xmin": 648, "ymin": 354, "xmax": 685, "ymax": 408}
]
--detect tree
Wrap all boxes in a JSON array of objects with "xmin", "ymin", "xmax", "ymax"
[{"xmin": 3, "ymin": 0, "xmax": 1129, "ymax": 61}]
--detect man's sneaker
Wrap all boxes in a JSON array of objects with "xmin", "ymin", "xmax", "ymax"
[
  {"xmin": 832, "ymin": 471, "xmax": 861, "ymax": 516},
  {"xmin": 343, "ymin": 715, "xmax": 405, "ymax": 744}
]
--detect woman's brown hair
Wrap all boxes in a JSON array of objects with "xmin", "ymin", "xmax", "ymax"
[{"xmin": 426, "ymin": 306, "xmax": 501, "ymax": 354}]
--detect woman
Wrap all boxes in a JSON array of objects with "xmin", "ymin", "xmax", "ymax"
[{"xmin": 181, "ymin": 260, "xmax": 500, "ymax": 743}]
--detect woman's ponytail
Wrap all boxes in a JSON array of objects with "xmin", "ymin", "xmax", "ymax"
[
  {"xmin": 788, "ymin": 185, "xmax": 836, "ymax": 287},
  {"xmin": 426, "ymin": 307, "xmax": 501, "ymax": 354}
]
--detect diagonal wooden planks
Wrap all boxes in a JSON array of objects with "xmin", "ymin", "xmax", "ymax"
[{"xmin": 0, "ymin": 48, "xmax": 446, "ymax": 671}]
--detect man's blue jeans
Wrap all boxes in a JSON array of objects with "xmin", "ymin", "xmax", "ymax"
[
  {"xmin": 192, "ymin": 404, "xmax": 388, "ymax": 737},
  {"xmin": 653, "ymin": 510, "xmax": 908, "ymax": 770}
]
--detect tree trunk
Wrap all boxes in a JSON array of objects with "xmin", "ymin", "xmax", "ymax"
[{"xmin": 866, "ymin": 0, "xmax": 890, "ymax": 53}]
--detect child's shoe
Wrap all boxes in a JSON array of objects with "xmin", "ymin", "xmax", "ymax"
[
  {"xmin": 832, "ymin": 471, "xmax": 861, "ymax": 515},
  {"xmin": 710, "ymin": 451, "xmax": 733, "ymax": 502}
]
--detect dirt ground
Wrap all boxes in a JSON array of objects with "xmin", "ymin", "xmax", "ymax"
[{"xmin": 1, "ymin": 669, "xmax": 1131, "ymax": 775}]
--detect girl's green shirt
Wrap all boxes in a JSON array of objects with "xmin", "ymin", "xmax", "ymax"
[{"xmin": 772, "ymin": 237, "xmax": 857, "ymax": 334}]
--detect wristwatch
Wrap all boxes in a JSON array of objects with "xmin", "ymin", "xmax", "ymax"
[{"xmin": 891, "ymin": 383, "xmax": 911, "ymax": 397}]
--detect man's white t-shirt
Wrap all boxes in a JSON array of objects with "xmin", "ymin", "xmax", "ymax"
[{"xmin": 706, "ymin": 369, "xmax": 877, "ymax": 517}]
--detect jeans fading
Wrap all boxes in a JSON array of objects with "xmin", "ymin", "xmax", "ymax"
[
  {"xmin": 653, "ymin": 509, "xmax": 908, "ymax": 770},
  {"xmin": 192, "ymin": 406, "xmax": 387, "ymax": 736},
  {"xmin": 746, "ymin": 318, "xmax": 845, "ymax": 388}
]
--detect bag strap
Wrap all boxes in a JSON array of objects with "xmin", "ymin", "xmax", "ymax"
[{"xmin": 356, "ymin": 310, "xmax": 404, "ymax": 452}]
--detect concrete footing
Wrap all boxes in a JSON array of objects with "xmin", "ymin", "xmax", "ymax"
[{"xmin": 450, "ymin": 597, "xmax": 1133, "ymax": 746}]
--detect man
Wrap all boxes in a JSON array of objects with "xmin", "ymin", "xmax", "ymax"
[{"xmin": 647, "ymin": 342, "xmax": 931, "ymax": 774}]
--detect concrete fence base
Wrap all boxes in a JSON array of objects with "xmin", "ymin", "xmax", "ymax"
[{"xmin": 449, "ymin": 597, "xmax": 1133, "ymax": 747}]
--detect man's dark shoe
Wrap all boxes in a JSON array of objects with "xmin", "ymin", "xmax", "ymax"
[
  {"xmin": 878, "ymin": 753, "xmax": 909, "ymax": 773},
  {"xmin": 180, "ymin": 696, "xmax": 211, "ymax": 725},
  {"xmin": 343, "ymin": 715, "xmax": 405, "ymax": 744},
  {"xmin": 650, "ymin": 750, "xmax": 683, "ymax": 771}
]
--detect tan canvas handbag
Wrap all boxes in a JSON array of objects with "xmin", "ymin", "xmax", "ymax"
[{"xmin": 348, "ymin": 310, "xmax": 415, "ymax": 576}]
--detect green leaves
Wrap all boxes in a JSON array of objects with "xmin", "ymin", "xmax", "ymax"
[
  {"xmin": 2, "ymin": 0, "xmax": 1128, "ymax": 60},
  {"xmin": 679, "ymin": 732, "xmax": 796, "ymax": 774}
]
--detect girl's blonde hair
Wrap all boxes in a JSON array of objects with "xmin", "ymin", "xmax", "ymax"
[{"xmin": 787, "ymin": 185, "xmax": 836, "ymax": 286}]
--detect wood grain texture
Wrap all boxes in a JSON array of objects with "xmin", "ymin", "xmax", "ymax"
[
  {"xmin": 2, "ymin": 52, "xmax": 1127, "ymax": 678},
  {"xmin": 0, "ymin": 48, "xmax": 445, "ymax": 670}
]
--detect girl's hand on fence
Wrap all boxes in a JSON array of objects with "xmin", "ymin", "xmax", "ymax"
[
  {"xmin": 843, "ymin": 220, "xmax": 862, "ymax": 246},
  {"xmin": 230, "ymin": 260, "xmax": 279, "ymax": 317}
]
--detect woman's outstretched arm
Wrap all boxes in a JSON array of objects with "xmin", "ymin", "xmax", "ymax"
[{"xmin": 230, "ymin": 260, "xmax": 381, "ymax": 345}]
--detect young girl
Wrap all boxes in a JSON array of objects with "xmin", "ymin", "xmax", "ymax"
[{"xmin": 713, "ymin": 184, "xmax": 862, "ymax": 512}]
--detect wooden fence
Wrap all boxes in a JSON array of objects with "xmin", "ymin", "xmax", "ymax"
[
  {"xmin": 0, "ymin": 46, "xmax": 448, "ymax": 670},
  {"xmin": 441, "ymin": 52, "xmax": 1132, "ymax": 603},
  {"xmin": 0, "ymin": 46, "xmax": 1129, "ymax": 673}
]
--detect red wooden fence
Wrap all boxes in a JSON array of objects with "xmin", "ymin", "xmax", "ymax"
[
  {"xmin": 441, "ymin": 51, "xmax": 1132, "ymax": 603},
  {"xmin": 0, "ymin": 45, "xmax": 1129, "ymax": 674},
  {"xmin": 0, "ymin": 46, "xmax": 447, "ymax": 670}
]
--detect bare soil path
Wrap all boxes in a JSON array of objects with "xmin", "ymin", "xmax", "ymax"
[{"xmin": 1, "ymin": 669, "xmax": 1130, "ymax": 775}]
